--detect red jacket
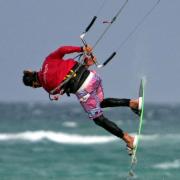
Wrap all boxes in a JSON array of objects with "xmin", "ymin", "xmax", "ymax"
[{"xmin": 38, "ymin": 46, "xmax": 82, "ymax": 94}]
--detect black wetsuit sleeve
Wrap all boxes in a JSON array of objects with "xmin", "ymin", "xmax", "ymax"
[
  {"xmin": 100, "ymin": 98, "xmax": 130, "ymax": 108},
  {"xmin": 93, "ymin": 115, "xmax": 124, "ymax": 138}
]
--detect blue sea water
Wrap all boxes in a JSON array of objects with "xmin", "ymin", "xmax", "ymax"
[{"xmin": 0, "ymin": 102, "xmax": 179, "ymax": 180}]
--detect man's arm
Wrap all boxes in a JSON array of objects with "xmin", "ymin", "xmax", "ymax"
[{"xmin": 47, "ymin": 46, "xmax": 83, "ymax": 59}]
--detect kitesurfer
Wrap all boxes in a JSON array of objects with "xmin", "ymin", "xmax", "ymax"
[{"xmin": 22, "ymin": 44, "xmax": 141, "ymax": 154}]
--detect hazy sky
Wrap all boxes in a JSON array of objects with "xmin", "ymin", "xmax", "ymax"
[{"xmin": 0, "ymin": 0, "xmax": 179, "ymax": 104}]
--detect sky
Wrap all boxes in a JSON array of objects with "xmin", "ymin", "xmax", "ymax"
[{"xmin": 0, "ymin": 0, "xmax": 179, "ymax": 104}]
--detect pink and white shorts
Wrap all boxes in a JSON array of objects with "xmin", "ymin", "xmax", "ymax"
[{"xmin": 76, "ymin": 71, "xmax": 104, "ymax": 119}]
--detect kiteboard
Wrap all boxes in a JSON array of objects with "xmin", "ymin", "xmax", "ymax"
[{"xmin": 128, "ymin": 78, "xmax": 145, "ymax": 178}]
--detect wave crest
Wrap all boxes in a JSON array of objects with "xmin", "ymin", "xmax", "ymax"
[{"xmin": 0, "ymin": 131, "xmax": 117, "ymax": 145}]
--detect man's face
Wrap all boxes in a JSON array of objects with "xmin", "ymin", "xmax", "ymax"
[{"xmin": 32, "ymin": 81, "xmax": 41, "ymax": 88}]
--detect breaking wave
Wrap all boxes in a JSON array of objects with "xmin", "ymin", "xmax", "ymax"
[{"xmin": 0, "ymin": 131, "xmax": 117, "ymax": 144}]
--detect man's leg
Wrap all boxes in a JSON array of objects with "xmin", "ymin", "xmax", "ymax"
[
  {"xmin": 100, "ymin": 98, "xmax": 139, "ymax": 115},
  {"xmin": 95, "ymin": 76, "xmax": 138, "ymax": 110},
  {"xmin": 93, "ymin": 114, "xmax": 134, "ymax": 148},
  {"xmin": 100, "ymin": 98, "xmax": 138, "ymax": 108},
  {"xmin": 76, "ymin": 72, "xmax": 135, "ymax": 149},
  {"xmin": 100, "ymin": 98, "xmax": 130, "ymax": 108}
]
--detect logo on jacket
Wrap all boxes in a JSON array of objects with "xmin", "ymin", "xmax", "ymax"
[{"xmin": 43, "ymin": 64, "xmax": 48, "ymax": 84}]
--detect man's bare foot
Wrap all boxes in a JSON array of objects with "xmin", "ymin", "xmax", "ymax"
[
  {"xmin": 123, "ymin": 133, "xmax": 138, "ymax": 156},
  {"xmin": 122, "ymin": 132, "xmax": 134, "ymax": 149},
  {"xmin": 129, "ymin": 99, "xmax": 138, "ymax": 110},
  {"xmin": 130, "ymin": 98, "xmax": 142, "ymax": 116}
]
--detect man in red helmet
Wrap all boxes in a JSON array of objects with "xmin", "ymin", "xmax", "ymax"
[{"xmin": 23, "ymin": 44, "xmax": 141, "ymax": 155}]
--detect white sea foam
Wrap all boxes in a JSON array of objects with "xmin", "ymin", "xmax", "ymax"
[
  {"xmin": 0, "ymin": 131, "xmax": 117, "ymax": 144},
  {"xmin": 153, "ymin": 160, "xmax": 180, "ymax": 170},
  {"xmin": 62, "ymin": 121, "xmax": 78, "ymax": 128}
]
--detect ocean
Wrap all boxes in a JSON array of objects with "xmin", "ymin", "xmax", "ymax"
[{"xmin": 0, "ymin": 102, "xmax": 179, "ymax": 180}]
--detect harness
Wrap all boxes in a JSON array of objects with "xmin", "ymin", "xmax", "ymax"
[
  {"xmin": 63, "ymin": 64, "xmax": 89, "ymax": 95},
  {"xmin": 49, "ymin": 62, "xmax": 89, "ymax": 101}
]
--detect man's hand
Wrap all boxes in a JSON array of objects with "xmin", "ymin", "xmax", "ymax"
[
  {"xmin": 83, "ymin": 45, "xmax": 93, "ymax": 54},
  {"xmin": 83, "ymin": 44, "xmax": 97, "ymax": 67},
  {"xmin": 84, "ymin": 56, "xmax": 97, "ymax": 67}
]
